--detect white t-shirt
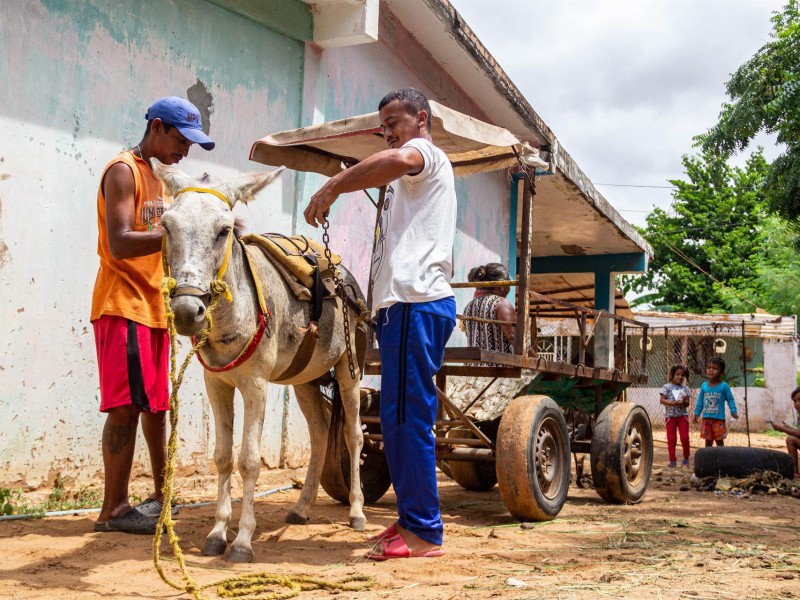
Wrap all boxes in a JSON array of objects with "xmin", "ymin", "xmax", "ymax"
[{"xmin": 370, "ymin": 137, "xmax": 456, "ymax": 314}]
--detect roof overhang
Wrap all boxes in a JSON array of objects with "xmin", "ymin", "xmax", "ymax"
[{"xmin": 383, "ymin": 0, "xmax": 652, "ymax": 258}]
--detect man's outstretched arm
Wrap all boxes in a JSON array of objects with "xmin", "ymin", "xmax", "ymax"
[{"xmin": 304, "ymin": 146, "xmax": 423, "ymax": 227}]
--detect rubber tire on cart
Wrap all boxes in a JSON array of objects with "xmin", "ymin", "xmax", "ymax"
[
  {"xmin": 495, "ymin": 395, "xmax": 570, "ymax": 521},
  {"xmin": 446, "ymin": 426, "xmax": 498, "ymax": 492},
  {"xmin": 320, "ymin": 389, "xmax": 392, "ymax": 505},
  {"xmin": 590, "ymin": 402, "xmax": 653, "ymax": 504},
  {"xmin": 694, "ymin": 446, "xmax": 795, "ymax": 480}
]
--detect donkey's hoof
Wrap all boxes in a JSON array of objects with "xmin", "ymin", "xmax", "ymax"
[
  {"xmin": 202, "ymin": 537, "xmax": 228, "ymax": 556},
  {"xmin": 285, "ymin": 511, "xmax": 309, "ymax": 525},
  {"xmin": 350, "ymin": 516, "xmax": 366, "ymax": 531},
  {"xmin": 227, "ymin": 546, "xmax": 254, "ymax": 563}
]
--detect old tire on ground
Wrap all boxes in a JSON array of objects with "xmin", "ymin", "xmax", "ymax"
[
  {"xmin": 446, "ymin": 425, "xmax": 498, "ymax": 492},
  {"xmin": 495, "ymin": 395, "xmax": 570, "ymax": 521},
  {"xmin": 320, "ymin": 389, "xmax": 392, "ymax": 504},
  {"xmin": 694, "ymin": 446, "xmax": 794, "ymax": 479},
  {"xmin": 590, "ymin": 402, "xmax": 653, "ymax": 504}
]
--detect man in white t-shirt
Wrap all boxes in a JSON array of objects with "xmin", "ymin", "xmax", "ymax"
[{"xmin": 304, "ymin": 88, "xmax": 456, "ymax": 560}]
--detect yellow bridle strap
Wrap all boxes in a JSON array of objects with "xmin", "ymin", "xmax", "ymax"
[
  {"xmin": 217, "ymin": 228, "xmax": 234, "ymax": 281},
  {"xmin": 174, "ymin": 186, "xmax": 232, "ymax": 209}
]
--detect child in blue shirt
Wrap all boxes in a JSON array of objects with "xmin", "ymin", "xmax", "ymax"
[{"xmin": 693, "ymin": 356, "xmax": 738, "ymax": 447}]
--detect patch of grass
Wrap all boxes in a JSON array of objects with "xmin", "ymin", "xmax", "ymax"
[
  {"xmin": 0, "ymin": 487, "xmax": 43, "ymax": 517},
  {"xmin": 765, "ymin": 428, "xmax": 787, "ymax": 438},
  {"xmin": 0, "ymin": 473, "xmax": 102, "ymax": 517}
]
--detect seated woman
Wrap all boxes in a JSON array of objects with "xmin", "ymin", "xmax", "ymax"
[{"xmin": 462, "ymin": 263, "xmax": 516, "ymax": 353}]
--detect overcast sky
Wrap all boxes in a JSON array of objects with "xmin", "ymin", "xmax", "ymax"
[{"xmin": 448, "ymin": 0, "xmax": 785, "ymax": 228}]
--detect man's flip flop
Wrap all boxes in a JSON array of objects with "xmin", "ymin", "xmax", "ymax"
[
  {"xmin": 136, "ymin": 498, "xmax": 180, "ymax": 517},
  {"xmin": 365, "ymin": 534, "xmax": 444, "ymax": 561},
  {"xmin": 93, "ymin": 507, "xmax": 160, "ymax": 535},
  {"xmin": 367, "ymin": 523, "xmax": 397, "ymax": 542}
]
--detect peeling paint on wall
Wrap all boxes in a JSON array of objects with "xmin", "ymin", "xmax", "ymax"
[{"xmin": 187, "ymin": 79, "xmax": 214, "ymax": 136}]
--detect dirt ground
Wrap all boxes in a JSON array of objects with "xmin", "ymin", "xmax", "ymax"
[{"xmin": 2, "ymin": 437, "xmax": 799, "ymax": 600}]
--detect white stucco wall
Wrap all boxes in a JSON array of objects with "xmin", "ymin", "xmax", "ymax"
[{"xmin": 0, "ymin": 0, "xmax": 518, "ymax": 487}]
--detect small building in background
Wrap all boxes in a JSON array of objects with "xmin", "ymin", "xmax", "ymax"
[{"xmin": 625, "ymin": 312, "xmax": 798, "ymax": 435}]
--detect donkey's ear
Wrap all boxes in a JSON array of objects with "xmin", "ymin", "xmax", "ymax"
[
  {"xmin": 150, "ymin": 159, "xmax": 194, "ymax": 196},
  {"xmin": 225, "ymin": 167, "xmax": 285, "ymax": 206}
]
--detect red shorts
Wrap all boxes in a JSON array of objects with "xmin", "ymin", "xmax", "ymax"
[
  {"xmin": 700, "ymin": 418, "xmax": 727, "ymax": 441},
  {"xmin": 93, "ymin": 315, "xmax": 169, "ymax": 413}
]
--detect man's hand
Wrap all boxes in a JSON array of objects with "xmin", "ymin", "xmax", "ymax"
[
  {"xmin": 304, "ymin": 185, "xmax": 338, "ymax": 227},
  {"xmin": 693, "ymin": 414, "xmax": 700, "ymax": 424}
]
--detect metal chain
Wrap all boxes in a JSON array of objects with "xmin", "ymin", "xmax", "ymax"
[{"xmin": 322, "ymin": 220, "xmax": 357, "ymax": 380}]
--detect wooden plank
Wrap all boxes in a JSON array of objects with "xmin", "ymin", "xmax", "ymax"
[
  {"xmin": 436, "ymin": 387, "xmax": 495, "ymax": 450},
  {"xmin": 440, "ymin": 366, "xmax": 521, "ymax": 377},
  {"xmin": 515, "ymin": 175, "xmax": 534, "ymax": 356}
]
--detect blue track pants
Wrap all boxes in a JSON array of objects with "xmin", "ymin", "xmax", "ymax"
[{"xmin": 375, "ymin": 297, "xmax": 456, "ymax": 545}]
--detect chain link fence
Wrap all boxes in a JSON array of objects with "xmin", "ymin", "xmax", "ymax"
[{"xmin": 625, "ymin": 322, "xmax": 759, "ymax": 449}]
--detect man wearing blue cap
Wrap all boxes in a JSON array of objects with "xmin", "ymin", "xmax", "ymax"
[{"xmin": 91, "ymin": 97, "xmax": 214, "ymax": 534}]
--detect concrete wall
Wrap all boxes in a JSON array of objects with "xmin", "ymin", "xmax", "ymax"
[
  {"xmin": 0, "ymin": 0, "xmax": 310, "ymax": 486},
  {"xmin": 0, "ymin": 0, "xmax": 513, "ymax": 486},
  {"xmin": 764, "ymin": 338, "xmax": 799, "ymax": 425}
]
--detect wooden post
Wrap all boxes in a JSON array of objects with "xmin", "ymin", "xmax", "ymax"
[
  {"xmin": 514, "ymin": 175, "xmax": 534, "ymax": 357},
  {"xmin": 741, "ymin": 321, "xmax": 751, "ymax": 447}
]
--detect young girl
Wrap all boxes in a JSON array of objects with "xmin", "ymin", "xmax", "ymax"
[{"xmin": 660, "ymin": 365, "xmax": 691, "ymax": 467}]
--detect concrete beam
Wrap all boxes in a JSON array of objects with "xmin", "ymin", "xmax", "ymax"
[{"xmin": 307, "ymin": 0, "xmax": 378, "ymax": 48}]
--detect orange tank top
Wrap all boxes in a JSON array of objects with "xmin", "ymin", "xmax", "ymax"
[{"xmin": 90, "ymin": 151, "xmax": 171, "ymax": 328}]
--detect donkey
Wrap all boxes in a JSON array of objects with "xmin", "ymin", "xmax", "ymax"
[{"xmin": 153, "ymin": 160, "xmax": 366, "ymax": 563}]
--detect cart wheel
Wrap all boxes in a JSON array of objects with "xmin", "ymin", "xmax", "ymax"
[
  {"xmin": 446, "ymin": 427, "xmax": 497, "ymax": 492},
  {"xmin": 590, "ymin": 402, "xmax": 653, "ymax": 504},
  {"xmin": 496, "ymin": 395, "xmax": 570, "ymax": 521},
  {"xmin": 320, "ymin": 389, "xmax": 392, "ymax": 504}
]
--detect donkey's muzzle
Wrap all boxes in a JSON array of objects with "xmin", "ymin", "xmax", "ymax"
[{"xmin": 171, "ymin": 295, "xmax": 208, "ymax": 336}]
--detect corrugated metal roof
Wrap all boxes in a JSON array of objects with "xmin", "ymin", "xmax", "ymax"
[{"xmin": 631, "ymin": 311, "xmax": 797, "ymax": 340}]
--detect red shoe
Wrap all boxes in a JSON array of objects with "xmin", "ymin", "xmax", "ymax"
[
  {"xmin": 365, "ymin": 534, "xmax": 443, "ymax": 561},
  {"xmin": 367, "ymin": 523, "xmax": 398, "ymax": 542}
]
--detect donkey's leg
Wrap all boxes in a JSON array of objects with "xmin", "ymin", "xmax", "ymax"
[
  {"xmin": 228, "ymin": 377, "xmax": 269, "ymax": 563},
  {"xmin": 203, "ymin": 376, "xmax": 235, "ymax": 557},
  {"xmin": 334, "ymin": 359, "xmax": 366, "ymax": 531},
  {"xmin": 286, "ymin": 383, "xmax": 330, "ymax": 525}
]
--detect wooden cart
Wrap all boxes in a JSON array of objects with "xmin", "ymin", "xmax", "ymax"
[{"xmin": 251, "ymin": 102, "xmax": 653, "ymax": 520}]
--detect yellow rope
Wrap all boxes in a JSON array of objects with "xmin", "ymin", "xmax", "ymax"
[{"xmin": 153, "ymin": 274, "xmax": 373, "ymax": 599}]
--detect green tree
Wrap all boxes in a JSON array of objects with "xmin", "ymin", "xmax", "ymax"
[
  {"xmin": 698, "ymin": 0, "xmax": 800, "ymax": 220},
  {"xmin": 716, "ymin": 215, "xmax": 800, "ymax": 315},
  {"xmin": 627, "ymin": 150, "xmax": 770, "ymax": 312}
]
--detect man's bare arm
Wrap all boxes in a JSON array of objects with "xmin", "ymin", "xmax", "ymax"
[
  {"xmin": 104, "ymin": 162, "xmax": 164, "ymax": 260},
  {"xmin": 304, "ymin": 146, "xmax": 424, "ymax": 227}
]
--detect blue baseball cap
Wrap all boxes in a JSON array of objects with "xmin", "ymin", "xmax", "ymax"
[{"xmin": 145, "ymin": 96, "xmax": 215, "ymax": 150}]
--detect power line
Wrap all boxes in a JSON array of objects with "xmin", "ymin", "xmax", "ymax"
[
  {"xmin": 595, "ymin": 183, "xmax": 677, "ymax": 189},
  {"xmin": 656, "ymin": 234, "xmax": 763, "ymax": 312}
]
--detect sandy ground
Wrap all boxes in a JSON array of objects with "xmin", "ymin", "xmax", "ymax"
[{"xmin": 2, "ymin": 438, "xmax": 799, "ymax": 600}]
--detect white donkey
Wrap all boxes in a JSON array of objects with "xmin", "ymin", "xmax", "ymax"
[{"xmin": 153, "ymin": 160, "xmax": 366, "ymax": 563}]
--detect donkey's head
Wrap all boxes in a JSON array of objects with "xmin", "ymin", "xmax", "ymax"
[{"xmin": 152, "ymin": 159, "xmax": 284, "ymax": 336}]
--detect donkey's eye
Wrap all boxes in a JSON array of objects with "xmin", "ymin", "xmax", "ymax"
[{"xmin": 217, "ymin": 227, "xmax": 231, "ymax": 240}]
